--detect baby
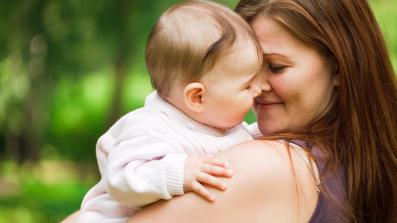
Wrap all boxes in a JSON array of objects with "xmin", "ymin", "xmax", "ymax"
[{"xmin": 78, "ymin": 0, "xmax": 263, "ymax": 222}]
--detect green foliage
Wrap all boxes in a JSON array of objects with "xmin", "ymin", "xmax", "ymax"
[
  {"xmin": 371, "ymin": 0, "xmax": 397, "ymax": 70},
  {"xmin": 0, "ymin": 160, "xmax": 94, "ymax": 222}
]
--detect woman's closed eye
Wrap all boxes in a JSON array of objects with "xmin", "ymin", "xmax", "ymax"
[{"xmin": 268, "ymin": 63, "xmax": 287, "ymax": 73}]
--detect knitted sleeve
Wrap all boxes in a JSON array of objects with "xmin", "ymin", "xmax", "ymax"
[{"xmin": 99, "ymin": 113, "xmax": 187, "ymax": 208}]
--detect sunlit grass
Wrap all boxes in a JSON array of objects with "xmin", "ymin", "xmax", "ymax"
[{"xmin": 0, "ymin": 160, "xmax": 95, "ymax": 223}]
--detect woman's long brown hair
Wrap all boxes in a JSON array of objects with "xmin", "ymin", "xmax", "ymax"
[{"xmin": 235, "ymin": 0, "xmax": 397, "ymax": 222}]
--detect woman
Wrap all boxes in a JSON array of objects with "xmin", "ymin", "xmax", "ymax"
[
  {"xmin": 64, "ymin": 0, "xmax": 397, "ymax": 222},
  {"xmin": 129, "ymin": 0, "xmax": 397, "ymax": 222}
]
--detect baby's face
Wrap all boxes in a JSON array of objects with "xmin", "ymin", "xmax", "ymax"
[{"xmin": 200, "ymin": 41, "xmax": 262, "ymax": 129}]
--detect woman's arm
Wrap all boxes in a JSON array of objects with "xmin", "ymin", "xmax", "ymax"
[{"xmin": 130, "ymin": 140, "xmax": 319, "ymax": 223}]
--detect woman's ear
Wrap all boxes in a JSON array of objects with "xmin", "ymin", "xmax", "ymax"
[
  {"xmin": 183, "ymin": 82, "xmax": 205, "ymax": 113},
  {"xmin": 331, "ymin": 58, "xmax": 340, "ymax": 87},
  {"xmin": 333, "ymin": 68, "xmax": 340, "ymax": 87}
]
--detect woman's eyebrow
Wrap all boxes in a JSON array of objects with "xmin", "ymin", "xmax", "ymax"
[{"xmin": 264, "ymin": 53, "xmax": 292, "ymax": 61}]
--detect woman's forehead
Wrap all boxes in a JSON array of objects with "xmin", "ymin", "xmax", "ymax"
[{"xmin": 251, "ymin": 16, "xmax": 313, "ymax": 57}]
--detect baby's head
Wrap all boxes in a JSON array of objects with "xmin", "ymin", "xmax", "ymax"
[{"xmin": 145, "ymin": 0, "xmax": 262, "ymax": 130}]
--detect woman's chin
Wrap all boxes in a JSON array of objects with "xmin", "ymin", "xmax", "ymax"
[{"xmin": 258, "ymin": 125, "xmax": 279, "ymax": 136}]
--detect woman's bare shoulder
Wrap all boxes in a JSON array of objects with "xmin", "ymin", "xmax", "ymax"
[
  {"xmin": 131, "ymin": 139, "xmax": 318, "ymax": 223},
  {"xmin": 219, "ymin": 139, "xmax": 296, "ymax": 171},
  {"xmin": 219, "ymin": 140, "xmax": 319, "ymax": 202}
]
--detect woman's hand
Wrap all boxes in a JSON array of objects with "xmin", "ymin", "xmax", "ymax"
[{"xmin": 183, "ymin": 155, "xmax": 234, "ymax": 202}]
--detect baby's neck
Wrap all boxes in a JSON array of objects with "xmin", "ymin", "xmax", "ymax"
[{"xmin": 162, "ymin": 94, "xmax": 229, "ymax": 134}]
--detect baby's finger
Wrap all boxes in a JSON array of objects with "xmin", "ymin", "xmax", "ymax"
[
  {"xmin": 206, "ymin": 158, "xmax": 230, "ymax": 168},
  {"xmin": 197, "ymin": 172, "xmax": 227, "ymax": 191},
  {"xmin": 191, "ymin": 181, "xmax": 215, "ymax": 202},
  {"xmin": 201, "ymin": 164, "xmax": 234, "ymax": 178}
]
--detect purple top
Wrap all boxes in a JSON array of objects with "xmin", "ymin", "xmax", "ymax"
[
  {"xmin": 291, "ymin": 141, "xmax": 347, "ymax": 223},
  {"xmin": 309, "ymin": 147, "xmax": 347, "ymax": 222}
]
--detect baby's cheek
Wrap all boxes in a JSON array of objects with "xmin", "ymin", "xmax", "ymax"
[{"xmin": 236, "ymin": 95, "xmax": 251, "ymax": 111}]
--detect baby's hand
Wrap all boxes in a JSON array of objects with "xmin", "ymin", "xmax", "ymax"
[{"xmin": 183, "ymin": 155, "xmax": 234, "ymax": 202}]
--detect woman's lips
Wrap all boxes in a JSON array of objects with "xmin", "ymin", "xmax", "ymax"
[{"xmin": 255, "ymin": 98, "xmax": 283, "ymax": 106}]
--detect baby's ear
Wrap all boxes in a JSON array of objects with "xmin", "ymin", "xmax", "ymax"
[{"xmin": 183, "ymin": 82, "xmax": 205, "ymax": 113}]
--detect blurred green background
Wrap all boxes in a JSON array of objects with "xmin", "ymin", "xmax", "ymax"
[{"xmin": 0, "ymin": 0, "xmax": 396, "ymax": 222}]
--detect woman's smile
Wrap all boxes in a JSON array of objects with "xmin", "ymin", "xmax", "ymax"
[{"xmin": 254, "ymin": 97, "xmax": 284, "ymax": 109}]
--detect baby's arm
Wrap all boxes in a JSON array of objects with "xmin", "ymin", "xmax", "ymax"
[
  {"xmin": 103, "ymin": 128, "xmax": 188, "ymax": 208},
  {"xmin": 99, "ymin": 112, "xmax": 235, "ymax": 208},
  {"xmin": 105, "ymin": 132, "xmax": 234, "ymax": 208}
]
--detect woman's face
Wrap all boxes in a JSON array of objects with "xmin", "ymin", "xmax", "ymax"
[{"xmin": 251, "ymin": 16, "xmax": 338, "ymax": 134}]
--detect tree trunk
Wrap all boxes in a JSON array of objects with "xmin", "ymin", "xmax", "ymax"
[{"xmin": 106, "ymin": 0, "xmax": 131, "ymax": 127}]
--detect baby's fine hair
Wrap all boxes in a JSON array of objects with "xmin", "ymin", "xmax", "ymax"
[{"xmin": 145, "ymin": 0, "xmax": 261, "ymax": 96}]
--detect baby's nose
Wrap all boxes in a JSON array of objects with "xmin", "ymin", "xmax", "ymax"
[
  {"xmin": 252, "ymin": 72, "xmax": 270, "ymax": 94},
  {"xmin": 251, "ymin": 84, "xmax": 262, "ymax": 97}
]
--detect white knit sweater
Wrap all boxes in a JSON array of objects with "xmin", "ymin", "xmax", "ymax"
[{"xmin": 78, "ymin": 91, "xmax": 256, "ymax": 222}]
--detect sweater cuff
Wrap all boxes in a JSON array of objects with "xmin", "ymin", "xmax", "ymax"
[{"xmin": 162, "ymin": 153, "xmax": 188, "ymax": 196}]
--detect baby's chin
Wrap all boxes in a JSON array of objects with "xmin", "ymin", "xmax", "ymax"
[
  {"xmin": 214, "ymin": 122, "xmax": 243, "ymax": 132},
  {"xmin": 211, "ymin": 117, "xmax": 246, "ymax": 130}
]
